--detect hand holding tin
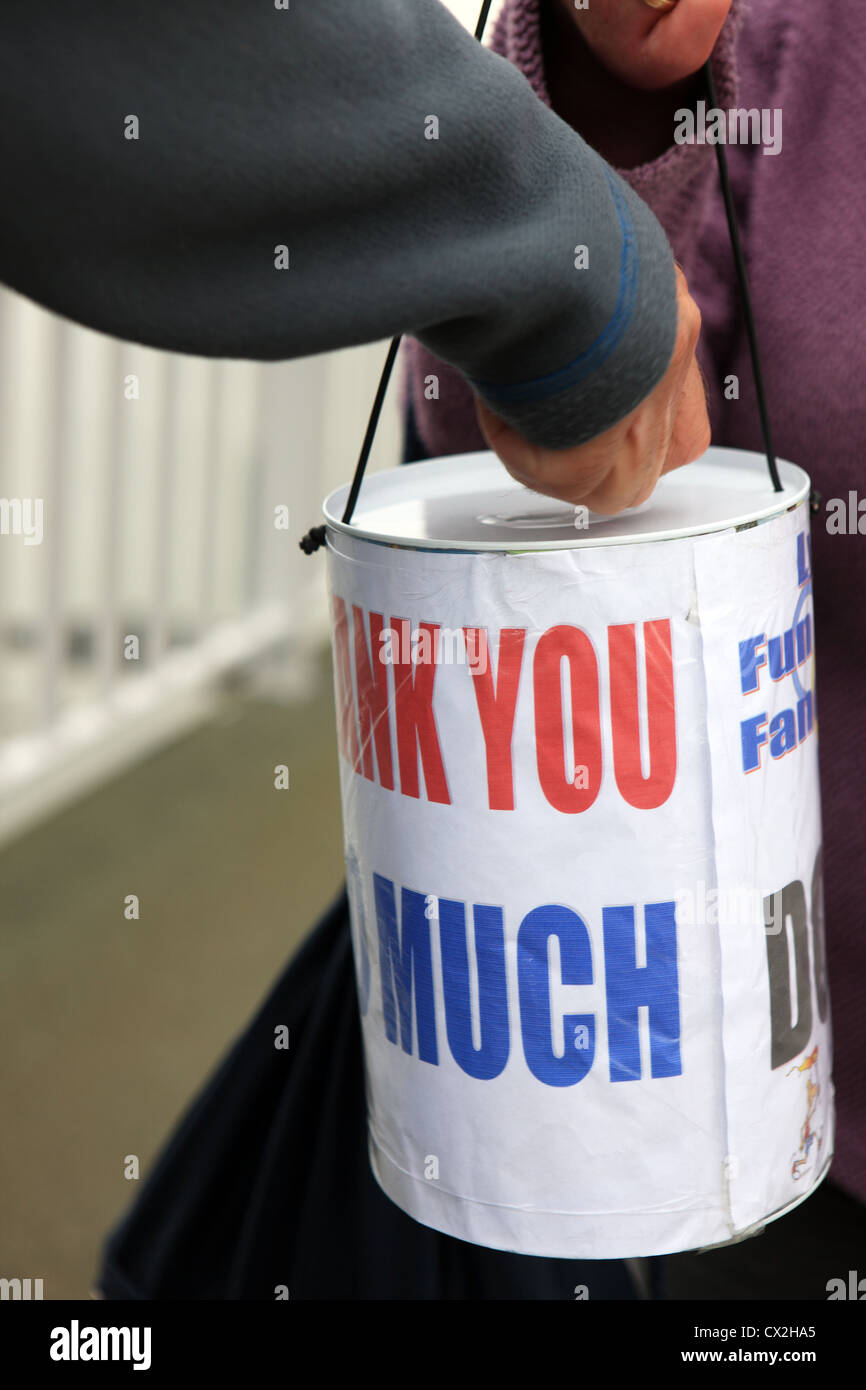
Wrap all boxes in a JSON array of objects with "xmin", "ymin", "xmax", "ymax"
[{"xmin": 561, "ymin": 0, "xmax": 732, "ymax": 92}]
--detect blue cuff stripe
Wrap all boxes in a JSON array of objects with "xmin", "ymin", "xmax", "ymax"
[{"xmin": 469, "ymin": 166, "xmax": 639, "ymax": 407}]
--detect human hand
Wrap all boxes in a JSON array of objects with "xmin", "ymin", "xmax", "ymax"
[
  {"xmin": 560, "ymin": 0, "xmax": 732, "ymax": 92},
  {"xmin": 474, "ymin": 264, "xmax": 709, "ymax": 515}
]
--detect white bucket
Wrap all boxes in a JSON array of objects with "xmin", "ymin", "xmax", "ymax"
[{"xmin": 322, "ymin": 446, "xmax": 833, "ymax": 1259}]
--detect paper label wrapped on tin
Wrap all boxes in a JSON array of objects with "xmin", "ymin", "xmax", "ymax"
[{"xmin": 324, "ymin": 451, "xmax": 832, "ymax": 1259}]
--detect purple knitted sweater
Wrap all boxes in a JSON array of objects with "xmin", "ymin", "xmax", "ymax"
[{"xmin": 404, "ymin": 0, "xmax": 866, "ymax": 1204}]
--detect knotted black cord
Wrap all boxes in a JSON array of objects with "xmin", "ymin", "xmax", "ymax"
[{"xmin": 300, "ymin": 9, "xmax": 784, "ymax": 554}]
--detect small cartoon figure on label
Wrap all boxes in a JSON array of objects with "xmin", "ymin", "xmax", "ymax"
[{"xmin": 788, "ymin": 1045, "xmax": 823, "ymax": 1181}]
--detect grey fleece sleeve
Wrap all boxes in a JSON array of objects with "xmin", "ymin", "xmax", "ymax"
[{"xmin": 0, "ymin": 0, "xmax": 677, "ymax": 450}]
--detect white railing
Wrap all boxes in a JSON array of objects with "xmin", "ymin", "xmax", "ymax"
[{"xmin": 0, "ymin": 286, "xmax": 401, "ymax": 847}]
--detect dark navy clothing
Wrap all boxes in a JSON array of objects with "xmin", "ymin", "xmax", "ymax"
[
  {"xmin": 0, "ymin": 0, "xmax": 677, "ymax": 453},
  {"xmin": 99, "ymin": 887, "xmax": 640, "ymax": 1300}
]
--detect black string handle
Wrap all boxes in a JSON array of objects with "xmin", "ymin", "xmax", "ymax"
[
  {"xmin": 300, "ymin": 7, "xmax": 782, "ymax": 554},
  {"xmin": 702, "ymin": 58, "xmax": 780, "ymax": 492}
]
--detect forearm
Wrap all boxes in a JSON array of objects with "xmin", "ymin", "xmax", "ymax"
[{"xmin": 0, "ymin": 0, "xmax": 677, "ymax": 451}]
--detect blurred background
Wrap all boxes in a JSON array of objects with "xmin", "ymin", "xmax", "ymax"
[{"xmin": 1, "ymin": 0, "xmax": 499, "ymax": 1299}]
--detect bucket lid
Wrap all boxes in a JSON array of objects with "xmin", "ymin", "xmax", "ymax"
[{"xmin": 323, "ymin": 446, "xmax": 810, "ymax": 552}]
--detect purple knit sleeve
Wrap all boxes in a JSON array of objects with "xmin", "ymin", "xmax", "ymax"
[{"xmin": 403, "ymin": 0, "xmax": 743, "ymax": 460}]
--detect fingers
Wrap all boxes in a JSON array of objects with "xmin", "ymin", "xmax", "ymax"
[
  {"xmin": 575, "ymin": 0, "xmax": 733, "ymax": 92},
  {"xmin": 642, "ymin": 0, "xmax": 733, "ymax": 79},
  {"xmin": 475, "ymin": 262, "xmax": 710, "ymax": 516},
  {"xmin": 661, "ymin": 355, "xmax": 712, "ymax": 476},
  {"xmin": 578, "ymin": 385, "xmax": 671, "ymax": 514},
  {"xmin": 659, "ymin": 267, "xmax": 710, "ymax": 474},
  {"xmin": 475, "ymin": 397, "xmax": 617, "ymax": 503}
]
